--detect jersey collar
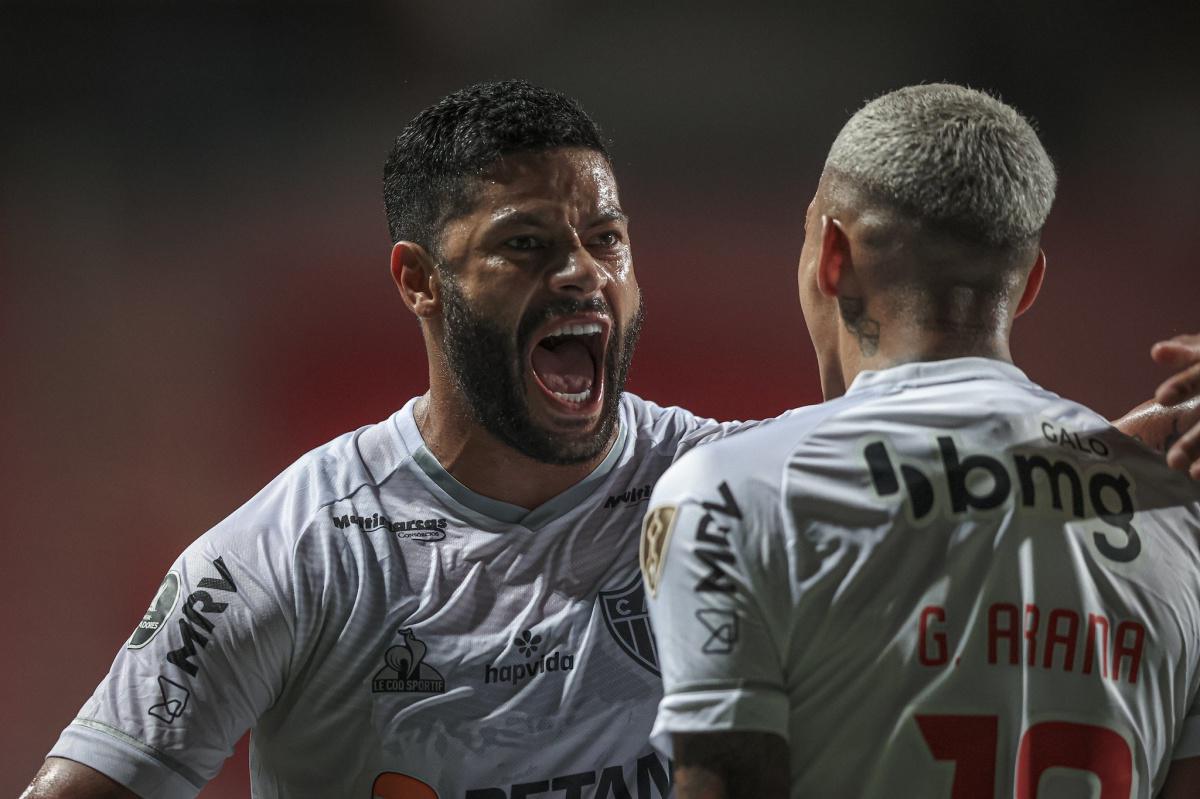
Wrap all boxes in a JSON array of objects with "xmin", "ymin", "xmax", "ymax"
[
  {"xmin": 394, "ymin": 398, "xmax": 630, "ymax": 531},
  {"xmin": 845, "ymin": 356, "xmax": 1034, "ymax": 396}
]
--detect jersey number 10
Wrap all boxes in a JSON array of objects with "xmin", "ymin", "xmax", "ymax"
[{"xmin": 916, "ymin": 714, "xmax": 1133, "ymax": 798}]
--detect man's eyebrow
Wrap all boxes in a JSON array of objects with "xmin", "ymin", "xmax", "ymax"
[
  {"xmin": 489, "ymin": 210, "xmax": 550, "ymax": 227},
  {"xmin": 593, "ymin": 207, "xmax": 630, "ymax": 225},
  {"xmin": 488, "ymin": 208, "xmax": 630, "ymax": 227}
]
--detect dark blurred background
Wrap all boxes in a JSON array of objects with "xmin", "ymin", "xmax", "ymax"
[{"xmin": 3, "ymin": 1, "xmax": 1198, "ymax": 794}]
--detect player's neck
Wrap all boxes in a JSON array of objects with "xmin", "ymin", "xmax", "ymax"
[
  {"xmin": 413, "ymin": 393, "xmax": 615, "ymax": 511},
  {"xmin": 836, "ymin": 323, "xmax": 1014, "ymax": 390}
]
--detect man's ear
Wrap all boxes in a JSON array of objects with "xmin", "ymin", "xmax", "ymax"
[
  {"xmin": 816, "ymin": 215, "xmax": 852, "ymax": 298},
  {"xmin": 390, "ymin": 241, "xmax": 442, "ymax": 318},
  {"xmin": 1014, "ymin": 249, "xmax": 1046, "ymax": 318}
]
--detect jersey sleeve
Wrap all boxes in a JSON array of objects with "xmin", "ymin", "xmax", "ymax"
[
  {"xmin": 624, "ymin": 392, "xmax": 802, "ymax": 467},
  {"xmin": 641, "ymin": 444, "xmax": 792, "ymax": 756},
  {"xmin": 672, "ymin": 410, "xmax": 804, "ymax": 463},
  {"xmin": 47, "ymin": 513, "xmax": 299, "ymax": 798}
]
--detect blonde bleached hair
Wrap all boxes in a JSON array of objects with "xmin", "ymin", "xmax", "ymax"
[{"xmin": 825, "ymin": 83, "xmax": 1057, "ymax": 249}]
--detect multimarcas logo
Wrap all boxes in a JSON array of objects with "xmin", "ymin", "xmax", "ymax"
[
  {"xmin": 604, "ymin": 484, "xmax": 652, "ymax": 509},
  {"xmin": 332, "ymin": 511, "xmax": 447, "ymax": 541},
  {"xmin": 484, "ymin": 629, "xmax": 575, "ymax": 685}
]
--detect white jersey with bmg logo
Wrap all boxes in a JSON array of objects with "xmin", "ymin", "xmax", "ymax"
[
  {"xmin": 643, "ymin": 358, "xmax": 1200, "ymax": 798},
  {"xmin": 48, "ymin": 393, "xmax": 761, "ymax": 799}
]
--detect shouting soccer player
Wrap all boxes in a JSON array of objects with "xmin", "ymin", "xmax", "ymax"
[
  {"xmin": 641, "ymin": 84, "xmax": 1200, "ymax": 798},
  {"xmin": 22, "ymin": 80, "xmax": 1200, "ymax": 798},
  {"xmin": 23, "ymin": 80, "xmax": 760, "ymax": 799}
]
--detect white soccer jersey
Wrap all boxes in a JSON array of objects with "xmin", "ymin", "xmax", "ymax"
[
  {"xmin": 48, "ymin": 393, "xmax": 763, "ymax": 799},
  {"xmin": 643, "ymin": 358, "xmax": 1200, "ymax": 798}
]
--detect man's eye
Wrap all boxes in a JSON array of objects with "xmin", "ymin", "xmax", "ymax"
[
  {"xmin": 505, "ymin": 236, "xmax": 543, "ymax": 250},
  {"xmin": 592, "ymin": 231, "xmax": 620, "ymax": 247}
]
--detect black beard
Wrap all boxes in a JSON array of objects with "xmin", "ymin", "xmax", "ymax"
[{"xmin": 439, "ymin": 277, "xmax": 644, "ymax": 466}]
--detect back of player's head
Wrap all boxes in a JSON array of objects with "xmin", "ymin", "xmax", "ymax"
[
  {"xmin": 383, "ymin": 80, "xmax": 610, "ymax": 252},
  {"xmin": 825, "ymin": 83, "xmax": 1056, "ymax": 252}
]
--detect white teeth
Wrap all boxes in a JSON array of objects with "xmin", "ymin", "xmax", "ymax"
[
  {"xmin": 546, "ymin": 321, "xmax": 602, "ymax": 338},
  {"xmin": 554, "ymin": 390, "xmax": 591, "ymax": 404}
]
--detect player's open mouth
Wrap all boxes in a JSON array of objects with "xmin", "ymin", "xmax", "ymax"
[{"xmin": 528, "ymin": 314, "xmax": 609, "ymax": 415}]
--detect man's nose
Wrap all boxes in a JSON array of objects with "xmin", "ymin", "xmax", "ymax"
[{"xmin": 548, "ymin": 243, "xmax": 608, "ymax": 296}]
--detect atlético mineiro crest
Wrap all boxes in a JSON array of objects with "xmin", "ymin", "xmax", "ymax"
[{"xmin": 599, "ymin": 574, "xmax": 660, "ymax": 676}]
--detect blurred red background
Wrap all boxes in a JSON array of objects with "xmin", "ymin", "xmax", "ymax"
[{"xmin": 3, "ymin": 2, "xmax": 1198, "ymax": 795}]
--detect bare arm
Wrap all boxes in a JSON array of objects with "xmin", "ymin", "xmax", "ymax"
[
  {"xmin": 1113, "ymin": 334, "xmax": 1200, "ymax": 478},
  {"xmin": 1113, "ymin": 396, "xmax": 1200, "ymax": 466},
  {"xmin": 1160, "ymin": 754, "xmax": 1200, "ymax": 798},
  {"xmin": 672, "ymin": 731, "xmax": 790, "ymax": 799},
  {"xmin": 21, "ymin": 757, "xmax": 140, "ymax": 799}
]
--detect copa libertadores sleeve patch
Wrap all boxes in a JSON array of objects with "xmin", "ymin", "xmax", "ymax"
[{"xmin": 640, "ymin": 505, "xmax": 677, "ymax": 597}]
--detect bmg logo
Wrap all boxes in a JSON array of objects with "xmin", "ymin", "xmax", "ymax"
[{"xmin": 862, "ymin": 436, "xmax": 1140, "ymax": 563}]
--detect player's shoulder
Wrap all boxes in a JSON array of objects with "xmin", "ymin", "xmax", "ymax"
[
  {"xmin": 652, "ymin": 395, "xmax": 863, "ymax": 506},
  {"xmin": 620, "ymin": 391, "xmax": 813, "ymax": 464},
  {"xmin": 204, "ymin": 408, "xmax": 416, "ymax": 553},
  {"xmin": 620, "ymin": 392, "xmax": 722, "ymax": 448}
]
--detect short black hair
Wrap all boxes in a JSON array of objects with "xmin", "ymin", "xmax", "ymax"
[{"xmin": 383, "ymin": 80, "xmax": 610, "ymax": 250}]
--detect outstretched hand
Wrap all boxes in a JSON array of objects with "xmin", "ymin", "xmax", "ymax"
[{"xmin": 1152, "ymin": 334, "xmax": 1200, "ymax": 478}]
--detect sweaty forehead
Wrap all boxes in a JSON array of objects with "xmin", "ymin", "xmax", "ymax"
[{"xmin": 475, "ymin": 147, "xmax": 622, "ymax": 218}]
